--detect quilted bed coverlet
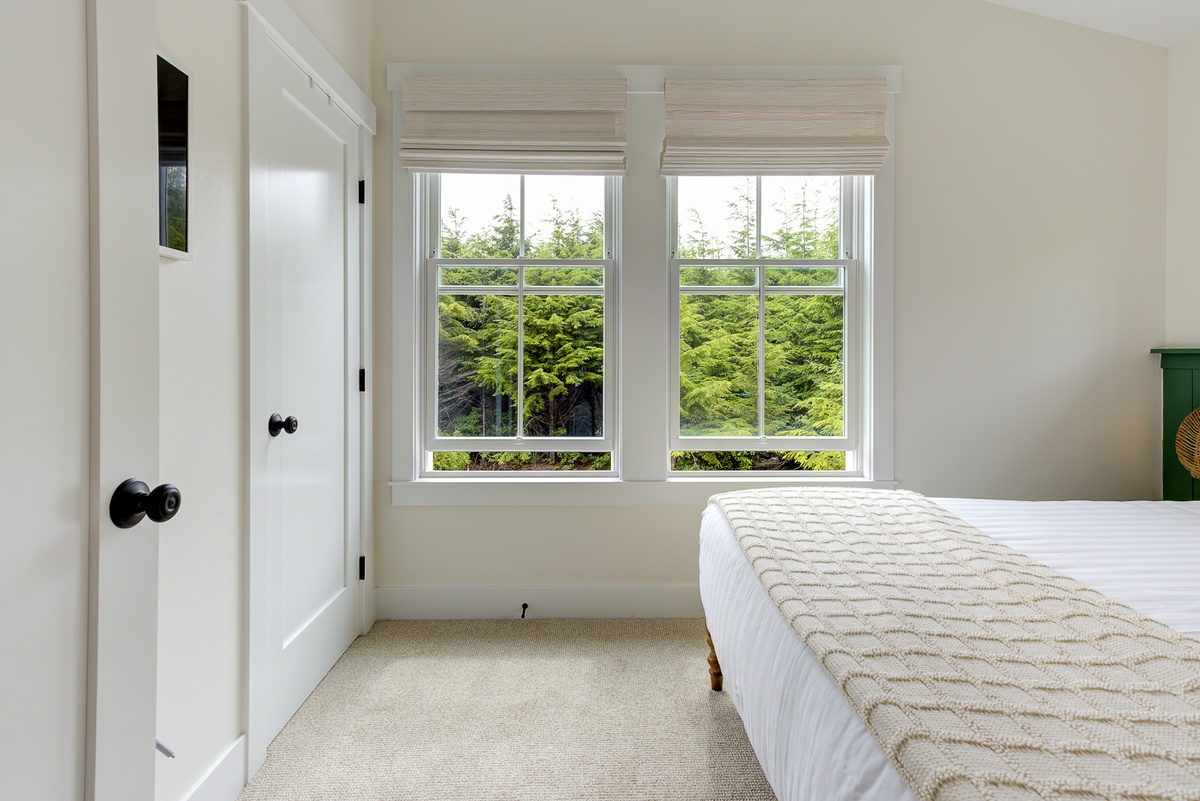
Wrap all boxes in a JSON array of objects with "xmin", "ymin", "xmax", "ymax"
[{"xmin": 712, "ymin": 487, "xmax": 1200, "ymax": 801}]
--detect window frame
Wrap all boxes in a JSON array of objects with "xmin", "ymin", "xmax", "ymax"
[
  {"xmin": 416, "ymin": 172, "xmax": 620, "ymax": 477},
  {"xmin": 666, "ymin": 175, "xmax": 867, "ymax": 476}
]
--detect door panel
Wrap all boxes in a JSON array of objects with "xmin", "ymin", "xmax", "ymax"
[
  {"xmin": 268, "ymin": 88, "xmax": 349, "ymax": 644},
  {"xmin": 249, "ymin": 25, "xmax": 361, "ymax": 758}
]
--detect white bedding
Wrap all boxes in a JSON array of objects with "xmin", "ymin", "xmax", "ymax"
[{"xmin": 698, "ymin": 497, "xmax": 1200, "ymax": 801}]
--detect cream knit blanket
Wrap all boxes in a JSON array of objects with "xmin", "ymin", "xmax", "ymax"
[{"xmin": 712, "ymin": 487, "xmax": 1200, "ymax": 801}]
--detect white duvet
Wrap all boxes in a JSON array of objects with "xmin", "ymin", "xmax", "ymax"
[{"xmin": 698, "ymin": 497, "xmax": 1200, "ymax": 801}]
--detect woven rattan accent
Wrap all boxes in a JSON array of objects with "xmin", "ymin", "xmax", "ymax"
[
  {"xmin": 1177, "ymin": 408, "xmax": 1200, "ymax": 480},
  {"xmin": 713, "ymin": 487, "xmax": 1200, "ymax": 801}
]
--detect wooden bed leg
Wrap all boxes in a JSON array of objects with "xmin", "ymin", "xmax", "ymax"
[{"xmin": 705, "ymin": 624, "xmax": 723, "ymax": 692}]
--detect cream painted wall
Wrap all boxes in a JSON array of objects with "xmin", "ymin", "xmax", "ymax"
[
  {"xmin": 371, "ymin": 0, "xmax": 1169, "ymax": 611},
  {"xmin": 154, "ymin": 1, "xmax": 372, "ymax": 799},
  {"xmin": 1167, "ymin": 32, "xmax": 1200, "ymax": 346},
  {"xmin": 379, "ymin": 506, "xmax": 704, "ymax": 588},
  {"xmin": 0, "ymin": 1, "xmax": 90, "ymax": 798},
  {"xmin": 286, "ymin": 0, "xmax": 374, "ymax": 92}
]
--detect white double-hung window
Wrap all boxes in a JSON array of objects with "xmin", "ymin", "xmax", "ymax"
[
  {"xmin": 423, "ymin": 173, "xmax": 616, "ymax": 471},
  {"xmin": 669, "ymin": 174, "xmax": 860, "ymax": 472},
  {"xmin": 661, "ymin": 77, "xmax": 890, "ymax": 474},
  {"xmin": 399, "ymin": 75, "xmax": 626, "ymax": 474},
  {"xmin": 391, "ymin": 67, "xmax": 897, "ymax": 495}
]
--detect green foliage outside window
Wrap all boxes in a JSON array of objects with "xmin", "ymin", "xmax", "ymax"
[
  {"xmin": 164, "ymin": 166, "xmax": 187, "ymax": 251},
  {"xmin": 435, "ymin": 195, "xmax": 608, "ymax": 471}
]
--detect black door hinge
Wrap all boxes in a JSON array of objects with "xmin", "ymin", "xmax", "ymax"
[
  {"xmin": 358, "ymin": 555, "xmax": 366, "ymax": 581},
  {"xmin": 358, "ymin": 180, "xmax": 365, "ymax": 205},
  {"xmin": 358, "ymin": 368, "xmax": 365, "ymax": 392}
]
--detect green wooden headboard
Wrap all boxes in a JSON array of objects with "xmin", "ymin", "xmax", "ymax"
[{"xmin": 1152, "ymin": 348, "xmax": 1200, "ymax": 501}]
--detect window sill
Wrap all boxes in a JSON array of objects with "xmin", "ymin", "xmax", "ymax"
[
  {"xmin": 389, "ymin": 475, "xmax": 898, "ymax": 506},
  {"xmin": 159, "ymin": 245, "xmax": 192, "ymax": 262}
]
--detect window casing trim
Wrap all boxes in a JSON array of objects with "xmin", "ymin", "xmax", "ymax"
[{"xmin": 388, "ymin": 63, "xmax": 898, "ymax": 500}]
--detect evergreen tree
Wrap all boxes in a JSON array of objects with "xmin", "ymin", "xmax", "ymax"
[{"xmin": 435, "ymin": 193, "xmax": 606, "ymax": 469}]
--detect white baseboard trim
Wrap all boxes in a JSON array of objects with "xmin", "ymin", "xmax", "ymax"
[
  {"xmin": 181, "ymin": 735, "xmax": 246, "ymax": 801},
  {"xmin": 376, "ymin": 584, "xmax": 703, "ymax": 619}
]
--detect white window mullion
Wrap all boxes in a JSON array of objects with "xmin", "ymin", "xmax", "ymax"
[
  {"xmin": 841, "ymin": 175, "xmax": 852, "ymax": 259},
  {"xmin": 425, "ymin": 258, "xmax": 438, "ymax": 472},
  {"xmin": 844, "ymin": 257, "xmax": 859, "ymax": 462},
  {"xmin": 757, "ymin": 266, "xmax": 766, "ymax": 440},
  {"xmin": 423, "ymin": 175, "xmax": 441, "ymax": 474},
  {"xmin": 672, "ymin": 435, "xmax": 855, "ymax": 452},
  {"xmin": 603, "ymin": 176, "xmax": 618, "ymax": 455},
  {"xmin": 518, "ymin": 175, "xmax": 526, "ymax": 258},
  {"xmin": 604, "ymin": 175, "xmax": 616, "ymax": 260},
  {"xmin": 430, "ymin": 436, "xmax": 611, "ymax": 453},
  {"xmin": 754, "ymin": 177, "xmax": 763, "ymax": 258},
  {"xmin": 668, "ymin": 257, "xmax": 681, "ymax": 443},
  {"xmin": 516, "ymin": 265, "xmax": 525, "ymax": 440}
]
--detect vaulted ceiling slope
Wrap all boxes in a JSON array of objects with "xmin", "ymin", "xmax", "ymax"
[{"xmin": 981, "ymin": 0, "xmax": 1200, "ymax": 47}]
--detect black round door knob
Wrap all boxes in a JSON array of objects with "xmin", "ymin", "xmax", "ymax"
[
  {"xmin": 110, "ymin": 479, "xmax": 182, "ymax": 529},
  {"xmin": 269, "ymin": 413, "xmax": 299, "ymax": 437}
]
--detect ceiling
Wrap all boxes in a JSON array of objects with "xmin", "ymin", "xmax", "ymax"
[{"xmin": 980, "ymin": 0, "xmax": 1200, "ymax": 47}]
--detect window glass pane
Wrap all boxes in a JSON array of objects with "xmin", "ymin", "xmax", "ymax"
[
  {"xmin": 679, "ymin": 266, "xmax": 756, "ymax": 287},
  {"xmin": 157, "ymin": 56, "xmax": 188, "ymax": 251},
  {"xmin": 440, "ymin": 173, "xmax": 521, "ymax": 257},
  {"xmin": 679, "ymin": 294, "xmax": 757, "ymax": 436},
  {"xmin": 522, "ymin": 295, "xmax": 604, "ymax": 437},
  {"xmin": 525, "ymin": 175, "xmax": 605, "ymax": 258},
  {"xmin": 761, "ymin": 176, "xmax": 840, "ymax": 259},
  {"xmin": 763, "ymin": 295, "xmax": 844, "ymax": 437},
  {"xmin": 438, "ymin": 266, "xmax": 518, "ymax": 287},
  {"xmin": 432, "ymin": 452, "xmax": 611, "ymax": 471},
  {"xmin": 671, "ymin": 451, "xmax": 846, "ymax": 471},
  {"xmin": 525, "ymin": 266, "xmax": 604, "ymax": 287},
  {"xmin": 677, "ymin": 176, "xmax": 757, "ymax": 258},
  {"xmin": 437, "ymin": 294, "xmax": 518, "ymax": 437},
  {"xmin": 764, "ymin": 267, "xmax": 841, "ymax": 287}
]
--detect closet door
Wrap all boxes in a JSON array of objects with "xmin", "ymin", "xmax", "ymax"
[{"xmin": 247, "ymin": 16, "xmax": 362, "ymax": 769}]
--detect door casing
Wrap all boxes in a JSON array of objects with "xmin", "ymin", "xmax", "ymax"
[{"xmin": 85, "ymin": 0, "xmax": 161, "ymax": 798}]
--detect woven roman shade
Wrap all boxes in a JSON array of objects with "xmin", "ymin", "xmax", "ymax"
[
  {"xmin": 399, "ymin": 76, "xmax": 627, "ymax": 175},
  {"xmin": 660, "ymin": 77, "xmax": 890, "ymax": 176}
]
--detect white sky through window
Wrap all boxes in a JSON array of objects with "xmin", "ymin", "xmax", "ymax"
[
  {"xmin": 438, "ymin": 173, "xmax": 842, "ymax": 258},
  {"xmin": 677, "ymin": 175, "xmax": 841, "ymax": 258},
  {"xmin": 677, "ymin": 176, "xmax": 752, "ymax": 257},
  {"xmin": 440, "ymin": 174, "xmax": 604, "ymax": 250}
]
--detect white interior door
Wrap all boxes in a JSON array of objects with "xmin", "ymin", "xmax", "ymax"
[
  {"xmin": 85, "ymin": 0, "xmax": 162, "ymax": 798},
  {"xmin": 248, "ymin": 20, "xmax": 362, "ymax": 768}
]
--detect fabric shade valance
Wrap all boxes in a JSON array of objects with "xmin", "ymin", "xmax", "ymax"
[
  {"xmin": 660, "ymin": 77, "xmax": 890, "ymax": 176},
  {"xmin": 399, "ymin": 76, "xmax": 627, "ymax": 175}
]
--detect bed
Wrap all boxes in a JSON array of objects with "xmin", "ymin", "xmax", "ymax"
[{"xmin": 699, "ymin": 489, "xmax": 1200, "ymax": 801}]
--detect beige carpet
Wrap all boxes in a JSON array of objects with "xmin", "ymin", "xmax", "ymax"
[{"xmin": 237, "ymin": 618, "xmax": 776, "ymax": 800}]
